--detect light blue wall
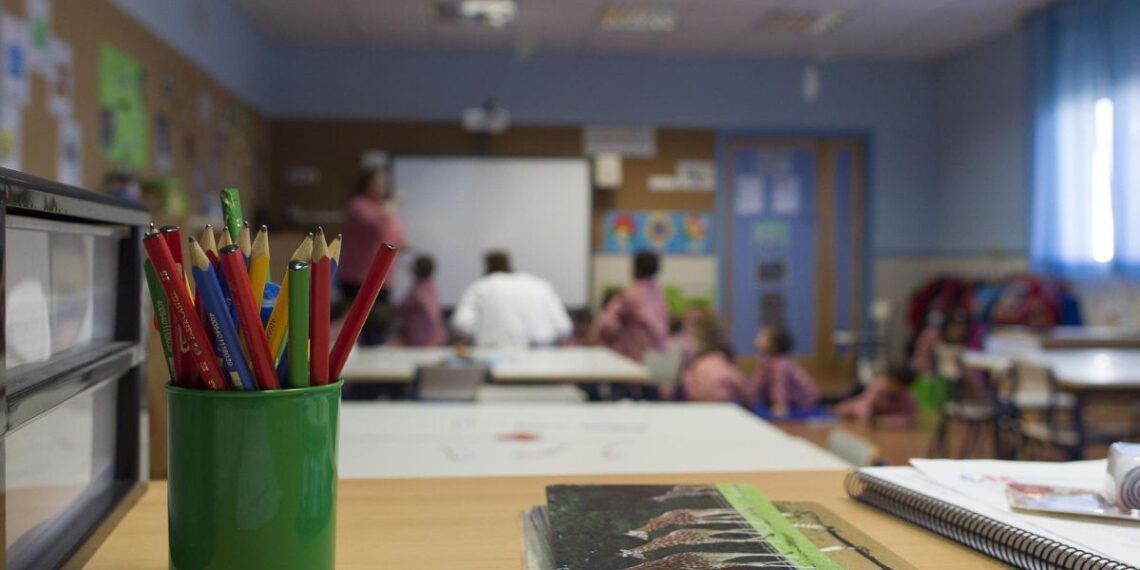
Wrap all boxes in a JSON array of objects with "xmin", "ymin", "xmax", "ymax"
[
  {"xmin": 932, "ymin": 29, "xmax": 1029, "ymax": 254},
  {"xmin": 108, "ymin": 0, "xmax": 277, "ymax": 107},
  {"xmin": 269, "ymin": 47, "xmax": 940, "ymax": 252}
]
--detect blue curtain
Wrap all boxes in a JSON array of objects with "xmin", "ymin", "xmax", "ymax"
[{"xmin": 1030, "ymin": 0, "xmax": 1140, "ymax": 277}]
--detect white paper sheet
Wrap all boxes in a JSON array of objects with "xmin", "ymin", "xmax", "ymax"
[
  {"xmin": 57, "ymin": 119, "xmax": 81, "ymax": 185},
  {"xmin": 861, "ymin": 460, "xmax": 1140, "ymax": 566},
  {"xmin": 772, "ymin": 174, "xmax": 800, "ymax": 215},
  {"xmin": 2, "ymin": 13, "xmax": 30, "ymax": 107},
  {"xmin": 47, "ymin": 39, "xmax": 72, "ymax": 117},
  {"xmin": 735, "ymin": 174, "xmax": 764, "ymax": 215}
]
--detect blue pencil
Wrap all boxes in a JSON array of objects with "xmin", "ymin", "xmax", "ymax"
[{"xmin": 189, "ymin": 238, "xmax": 256, "ymax": 391}]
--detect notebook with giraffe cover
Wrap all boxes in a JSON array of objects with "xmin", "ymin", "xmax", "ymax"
[{"xmin": 528, "ymin": 484, "xmax": 913, "ymax": 570}]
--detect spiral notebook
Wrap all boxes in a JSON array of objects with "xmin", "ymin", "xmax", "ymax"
[{"xmin": 846, "ymin": 460, "xmax": 1140, "ymax": 570}]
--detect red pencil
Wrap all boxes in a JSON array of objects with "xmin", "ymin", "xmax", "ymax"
[
  {"xmin": 310, "ymin": 229, "xmax": 331, "ymax": 385},
  {"xmin": 329, "ymin": 242, "xmax": 398, "ymax": 380},
  {"xmin": 160, "ymin": 225, "xmax": 195, "ymax": 385},
  {"xmin": 144, "ymin": 231, "xmax": 227, "ymax": 390},
  {"xmin": 219, "ymin": 244, "xmax": 280, "ymax": 389}
]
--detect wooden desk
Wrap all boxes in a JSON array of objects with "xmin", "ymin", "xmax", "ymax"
[
  {"xmin": 339, "ymin": 346, "xmax": 649, "ymax": 384},
  {"xmin": 82, "ymin": 472, "xmax": 1003, "ymax": 569}
]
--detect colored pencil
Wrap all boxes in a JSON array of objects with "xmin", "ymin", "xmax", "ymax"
[
  {"xmin": 266, "ymin": 234, "xmax": 314, "ymax": 365},
  {"xmin": 238, "ymin": 221, "xmax": 252, "ymax": 264},
  {"xmin": 218, "ymin": 229, "xmax": 233, "ymax": 249},
  {"xmin": 144, "ymin": 231, "xmax": 227, "ymax": 390},
  {"xmin": 249, "ymin": 225, "xmax": 270, "ymax": 310},
  {"xmin": 220, "ymin": 187, "xmax": 244, "ymax": 244},
  {"xmin": 189, "ymin": 238, "xmax": 256, "ymax": 391},
  {"xmin": 288, "ymin": 261, "xmax": 311, "ymax": 388},
  {"xmin": 328, "ymin": 234, "xmax": 342, "ymax": 282},
  {"xmin": 310, "ymin": 229, "xmax": 331, "ymax": 385},
  {"xmin": 219, "ymin": 245, "xmax": 280, "ymax": 389},
  {"xmin": 329, "ymin": 242, "xmax": 399, "ymax": 380},
  {"xmin": 160, "ymin": 225, "xmax": 193, "ymax": 383},
  {"xmin": 144, "ymin": 260, "xmax": 176, "ymax": 381}
]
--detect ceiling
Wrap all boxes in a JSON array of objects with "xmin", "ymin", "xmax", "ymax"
[{"xmin": 233, "ymin": 0, "xmax": 1055, "ymax": 61}]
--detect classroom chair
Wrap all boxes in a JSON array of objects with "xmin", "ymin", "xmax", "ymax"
[
  {"xmin": 642, "ymin": 349, "xmax": 683, "ymax": 391},
  {"xmin": 414, "ymin": 365, "xmax": 487, "ymax": 402},
  {"xmin": 826, "ymin": 428, "xmax": 880, "ymax": 467},
  {"xmin": 927, "ymin": 345, "xmax": 1002, "ymax": 459},
  {"xmin": 475, "ymin": 384, "xmax": 587, "ymax": 403},
  {"xmin": 1006, "ymin": 360, "xmax": 1087, "ymax": 460}
]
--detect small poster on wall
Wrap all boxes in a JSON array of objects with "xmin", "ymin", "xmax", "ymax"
[
  {"xmin": 602, "ymin": 210, "xmax": 712, "ymax": 254},
  {"xmin": 57, "ymin": 119, "xmax": 82, "ymax": 185},
  {"xmin": 98, "ymin": 43, "xmax": 148, "ymax": 168},
  {"xmin": 2, "ymin": 13, "xmax": 30, "ymax": 107},
  {"xmin": 0, "ymin": 103, "xmax": 21, "ymax": 170},
  {"xmin": 47, "ymin": 38, "xmax": 73, "ymax": 117}
]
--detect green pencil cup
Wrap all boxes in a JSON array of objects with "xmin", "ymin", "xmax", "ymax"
[{"xmin": 166, "ymin": 381, "xmax": 342, "ymax": 570}]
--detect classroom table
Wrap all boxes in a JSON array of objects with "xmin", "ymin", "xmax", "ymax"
[
  {"xmin": 80, "ymin": 471, "xmax": 1005, "ymax": 569},
  {"xmin": 339, "ymin": 345, "xmax": 649, "ymax": 384},
  {"xmin": 962, "ymin": 347, "xmax": 1140, "ymax": 390},
  {"xmin": 962, "ymin": 346, "xmax": 1140, "ymax": 456},
  {"xmin": 338, "ymin": 402, "xmax": 850, "ymax": 478}
]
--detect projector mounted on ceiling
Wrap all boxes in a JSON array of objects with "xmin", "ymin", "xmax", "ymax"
[
  {"xmin": 436, "ymin": 0, "xmax": 518, "ymax": 28},
  {"xmin": 462, "ymin": 99, "xmax": 510, "ymax": 133}
]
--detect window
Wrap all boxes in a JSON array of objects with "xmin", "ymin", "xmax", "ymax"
[{"xmin": 1090, "ymin": 97, "xmax": 1115, "ymax": 264}]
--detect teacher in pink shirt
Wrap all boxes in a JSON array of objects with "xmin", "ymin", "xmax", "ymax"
[
  {"xmin": 597, "ymin": 251, "xmax": 670, "ymax": 361},
  {"xmin": 339, "ymin": 167, "xmax": 406, "ymax": 345}
]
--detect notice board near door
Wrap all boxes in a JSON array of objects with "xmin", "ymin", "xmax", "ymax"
[{"xmin": 721, "ymin": 136, "xmax": 866, "ymax": 391}]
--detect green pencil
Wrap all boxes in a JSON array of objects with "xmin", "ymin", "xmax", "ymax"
[
  {"xmin": 144, "ymin": 259, "xmax": 176, "ymax": 380},
  {"xmin": 288, "ymin": 260, "xmax": 311, "ymax": 387},
  {"xmin": 220, "ymin": 187, "xmax": 244, "ymax": 243}
]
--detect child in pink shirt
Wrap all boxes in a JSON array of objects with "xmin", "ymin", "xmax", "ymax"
[
  {"xmin": 835, "ymin": 367, "xmax": 918, "ymax": 428},
  {"xmin": 748, "ymin": 325, "xmax": 820, "ymax": 418},
  {"xmin": 681, "ymin": 344, "xmax": 747, "ymax": 403},
  {"xmin": 395, "ymin": 255, "xmax": 447, "ymax": 346},
  {"xmin": 597, "ymin": 251, "xmax": 670, "ymax": 361}
]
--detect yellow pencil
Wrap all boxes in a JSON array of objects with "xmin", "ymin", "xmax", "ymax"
[
  {"xmin": 249, "ymin": 225, "xmax": 270, "ymax": 308},
  {"xmin": 265, "ymin": 233, "xmax": 313, "ymax": 364},
  {"xmin": 218, "ymin": 229, "xmax": 233, "ymax": 249}
]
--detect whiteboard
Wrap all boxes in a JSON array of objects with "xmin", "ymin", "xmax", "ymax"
[{"xmin": 392, "ymin": 156, "xmax": 591, "ymax": 307}]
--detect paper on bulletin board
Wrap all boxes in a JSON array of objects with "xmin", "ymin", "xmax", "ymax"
[
  {"xmin": 603, "ymin": 210, "xmax": 712, "ymax": 254},
  {"xmin": 26, "ymin": 0, "xmax": 51, "ymax": 75},
  {"xmin": 583, "ymin": 125, "xmax": 656, "ymax": 157},
  {"xmin": 1, "ymin": 103, "xmax": 22, "ymax": 170},
  {"xmin": 98, "ymin": 43, "xmax": 148, "ymax": 169},
  {"xmin": 2, "ymin": 13, "xmax": 30, "ymax": 107},
  {"xmin": 675, "ymin": 159, "xmax": 715, "ymax": 190},
  {"xmin": 772, "ymin": 174, "xmax": 801, "ymax": 215},
  {"xmin": 154, "ymin": 113, "xmax": 172, "ymax": 173},
  {"xmin": 57, "ymin": 119, "xmax": 82, "ymax": 186},
  {"xmin": 735, "ymin": 174, "xmax": 765, "ymax": 215},
  {"xmin": 47, "ymin": 39, "xmax": 72, "ymax": 117}
]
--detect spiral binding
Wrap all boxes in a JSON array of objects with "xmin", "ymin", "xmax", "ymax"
[{"xmin": 844, "ymin": 472, "xmax": 1138, "ymax": 570}]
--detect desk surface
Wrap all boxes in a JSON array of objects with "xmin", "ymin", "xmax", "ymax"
[
  {"xmin": 83, "ymin": 472, "xmax": 1003, "ymax": 569},
  {"xmin": 338, "ymin": 402, "xmax": 849, "ymax": 478},
  {"xmin": 339, "ymin": 346, "xmax": 649, "ymax": 383},
  {"xmin": 963, "ymin": 347, "xmax": 1140, "ymax": 389}
]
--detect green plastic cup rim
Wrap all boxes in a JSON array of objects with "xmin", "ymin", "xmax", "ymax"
[{"xmin": 166, "ymin": 380, "xmax": 343, "ymax": 399}]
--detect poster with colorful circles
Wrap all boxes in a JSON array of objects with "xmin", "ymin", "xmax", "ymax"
[{"xmin": 602, "ymin": 210, "xmax": 712, "ymax": 253}]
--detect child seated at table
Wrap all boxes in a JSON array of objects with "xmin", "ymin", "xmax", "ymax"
[
  {"xmin": 394, "ymin": 255, "xmax": 447, "ymax": 347},
  {"xmin": 678, "ymin": 315, "xmax": 748, "ymax": 403},
  {"xmin": 834, "ymin": 366, "xmax": 918, "ymax": 428},
  {"xmin": 748, "ymin": 325, "xmax": 821, "ymax": 419}
]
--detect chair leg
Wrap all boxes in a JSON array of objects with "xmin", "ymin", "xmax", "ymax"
[
  {"xmin": 958, "ymin": 423, "xmax": 979, "ymax": 459},
  {"xmin": 928, "ymin": 413, "xmax": 950, "ymax": 458}
]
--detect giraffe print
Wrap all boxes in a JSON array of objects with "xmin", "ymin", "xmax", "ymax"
[
  {"xmin": 626, "ymin": 509, "xmax": 745, "ymax": 540},
  {"xmin": 620, "ymin": 528, "xmax": 764, "ymax": 559},
  {"xmin": 651, "ymin": 485, "xmax": 721, "ymax": 503},
  {"xmin": 617, "ymin": 551, "xmax": 806, "ymax": 570}
]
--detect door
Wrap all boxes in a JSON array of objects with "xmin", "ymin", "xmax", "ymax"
[{"xmin": 721, "ymin": 136, "xmax": 866, "ymax": 392}]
